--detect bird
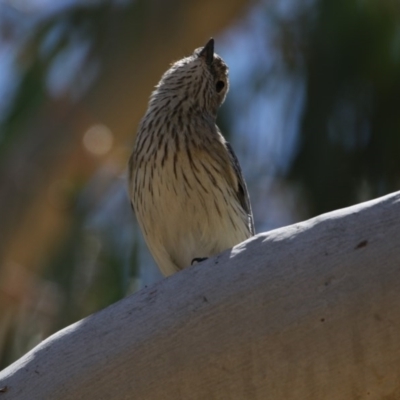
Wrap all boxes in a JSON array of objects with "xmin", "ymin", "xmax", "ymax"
[{"xmin": 128, "ymin": 38, "xmax": 254, "ymax": 276}]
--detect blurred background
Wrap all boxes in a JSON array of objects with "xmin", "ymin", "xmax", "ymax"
[{"xmin": 0, "ymin": 0, "xmax": 399, "ymax": 369}]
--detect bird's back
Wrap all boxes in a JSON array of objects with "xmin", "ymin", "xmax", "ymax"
[{"xmin": 128, "ymin": 38, "xmax": 254, "ymax": 276}]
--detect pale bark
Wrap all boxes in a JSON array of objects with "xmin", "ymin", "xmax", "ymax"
[{"xmin": 1, "ymin": 191, "xmax": 400, "ymax": 400}]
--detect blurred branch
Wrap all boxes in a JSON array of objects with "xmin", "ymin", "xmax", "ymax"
[{"xmin": 1, "ymin": 191, "xmax": 400, "ymax": 399}]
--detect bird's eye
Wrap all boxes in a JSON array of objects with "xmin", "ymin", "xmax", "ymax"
[{"xmin": 216, "ymin": 81, "xmax": 225, "ymax": 93}]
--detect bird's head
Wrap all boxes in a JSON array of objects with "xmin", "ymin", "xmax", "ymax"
[{"xmin": 153, "ymin": 38, "xmax": 229, "ymax": 117}]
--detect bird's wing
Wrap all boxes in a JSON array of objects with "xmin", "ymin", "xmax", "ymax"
[{"xmin": 225, "ymin": 142, "xmax": 255, "ymax": 235}]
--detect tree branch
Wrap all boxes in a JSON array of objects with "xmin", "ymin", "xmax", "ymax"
[{"xmin": 1, "ymin": 191, "xmax": 400, "ymax": 399}]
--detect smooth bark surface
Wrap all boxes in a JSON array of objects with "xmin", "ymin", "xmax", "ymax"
[{"xmin": 1, "ymin": 192, "xmax": 400, "ymax": 399}]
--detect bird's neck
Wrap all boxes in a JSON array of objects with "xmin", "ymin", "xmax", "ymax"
[{"xmin": 150, "ymin": 88, "xmax": 217, "ymax": 119}]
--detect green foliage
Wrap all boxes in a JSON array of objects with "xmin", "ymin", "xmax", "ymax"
[{"xmin": 290, "ymin": 0, "xmax": 400, "ymax": 215}]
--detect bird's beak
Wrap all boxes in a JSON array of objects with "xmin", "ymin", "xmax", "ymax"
[{"xmin": 199, "ymin": 38, "xmax": 214, "ymax": 66}]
